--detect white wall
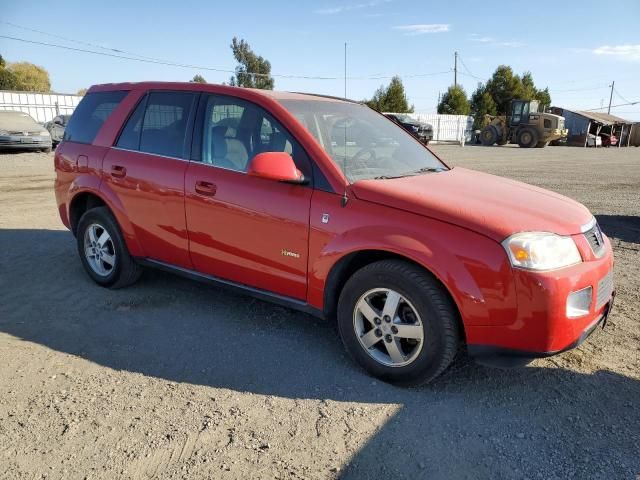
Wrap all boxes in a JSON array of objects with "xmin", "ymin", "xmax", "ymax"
[
  {"xmin": 0, "ymin": 91, "xmax": 82, "ymax": 124},
  {"xmin": 407, "ymin": 113, "xmax": 474, "ymax": 143}
]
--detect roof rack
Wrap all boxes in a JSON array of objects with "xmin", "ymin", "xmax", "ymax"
[{"xmin": 289, "ymin": 92, "xmax": 362, "ymax": 104}]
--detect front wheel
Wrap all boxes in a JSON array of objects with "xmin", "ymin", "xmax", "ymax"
[
  {"xmin": 76, "ymin": 207, "xmax": 142, "ymax": 288},
  {"xmin": 337, "ymin": 260, "xmax": 460, "ymax": 386}
]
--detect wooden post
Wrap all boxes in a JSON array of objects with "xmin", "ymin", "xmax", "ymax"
[
  {"xmin": 618, "ymin": 124, "xmax": 624, "ymax": 148},
  {"xmin": 584, "ymin": 121, "xmax": 590, "ymax": 148}
]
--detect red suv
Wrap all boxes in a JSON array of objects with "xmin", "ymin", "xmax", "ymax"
[{"xmin": 54, "ymin": 82, "xmax": 615, "ymax": 385}]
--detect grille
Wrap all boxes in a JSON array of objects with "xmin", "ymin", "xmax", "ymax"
[
  {"xmin": 584, "ymin": 223, "xmax": 606, "ymax": 257},
  {"xmin": 596, "ymin": 270, "xmax": 614, "ymax": 310}
]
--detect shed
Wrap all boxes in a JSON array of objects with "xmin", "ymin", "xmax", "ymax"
[{"xmin": 550, "ymin": 107, "xmax": 635, "ymax": 147}]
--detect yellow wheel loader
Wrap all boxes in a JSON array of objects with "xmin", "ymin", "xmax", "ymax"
[{"xmin": 480, "ymin": 100, "xmax": 568, "ymax": 148}]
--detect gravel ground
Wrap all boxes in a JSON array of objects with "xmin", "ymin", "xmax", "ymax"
[{"xmin": 0, "ymin": 145, "xmax": 638, "ymax": 480}]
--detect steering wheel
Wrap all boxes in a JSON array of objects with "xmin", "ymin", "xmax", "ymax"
[{"xmin": 352, "ymin": 147, "xmax": 377, "ymax": 162}]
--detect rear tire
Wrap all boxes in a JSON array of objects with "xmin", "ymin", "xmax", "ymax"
[
  {"xmin": 337, "ymin": 260, "xmax": 460, "ymax": 386},
  {"xmin": 480, "ymin": 126, "xmax": 498, "ymax": 146},
  {"xmin": 76, "ymin": 207, "xmax": 142, "ymax": 289},
  {"xmin": 517, "ymin": 128, "xmax": 538, "ymax": 148}
]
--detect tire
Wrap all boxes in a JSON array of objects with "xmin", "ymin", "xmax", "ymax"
[
  {"xmin": 480, "ymin": 126, "xmax": 497, "ymax": 146},
  {"xmin": 337, "ymin": 260, "xmax": 460, "ymax": 386},
  {"xmin": 517, "ymin": 128, "xmax": 538, "ymax": 148},
  {"xmin": 76, "ymin": 207, "xmax": 142, "ymax": 288}
]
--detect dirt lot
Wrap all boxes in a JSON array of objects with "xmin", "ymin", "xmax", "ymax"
[{"xmin": 1, "ymin": 145, "xmax": 638, "ymax": 480}]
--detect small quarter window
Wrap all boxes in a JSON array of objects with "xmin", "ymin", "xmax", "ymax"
[{"xmin": 64, "ymin": 91, "xmax": 127, "ymax": 144}]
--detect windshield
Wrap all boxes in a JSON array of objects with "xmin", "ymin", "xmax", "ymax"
[
  {"xmin": 0, "ymin": 111, "xmax": 40, "ymax": 131},
  {"xmin": 279, "ymin": 100, "xmax": 446, "ymax": 182}
]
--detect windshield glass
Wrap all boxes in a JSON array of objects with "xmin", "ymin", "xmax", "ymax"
[{"xmin": 279, "ymin": 100, "xmax": 446, "ymax": 182}]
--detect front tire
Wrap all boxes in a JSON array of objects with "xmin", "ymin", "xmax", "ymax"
[
  {"xmin": 337, "ymin": 260, "xmax": 460, "ymax": 386},
  {"xmin": 480, "ymin": 126, "xmax": 498, "ymax": 146},
  {"xmin": 517, "ymin": 128, "xmax": 538, "ymax": 148},
  {"xmin": 76, "ymin": 207, "xmax": 142, "ymax": 288}
]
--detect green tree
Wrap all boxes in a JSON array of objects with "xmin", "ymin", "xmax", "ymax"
[
  {"xmin": 470, "ymin": 83, "xmax": 497, "ymax": 129},
  {"xmin": 365, "ymin": 76, "xmax": 414, "ymax": 112},
  {"xmin": 229, "ymin": 38, "xmax": 274, "ymax": 90},
  {"xmin": 190, "ymin": 74, "xmax": 207, "ymax": 83},
  {"xmin": 535, "ymin": 87, "xmax": 552, "ymax": 111},
  {"xmin": 77, "ymin": 88, "xmax": 87, "ymax": 96},
  {"xmin": 437, "ymin": 85, "xmax": 470, "ymax": 115},
  {"xmin": 8, "ymin": 62, "xmax": 51, "ymax": 92},
  {"xmin": 0, "ymin": 54, "xmax": 19, "ymax": 90},
  {"xmin": 484, "ymin": 65, "xmax": 522, "ymax": 114}
]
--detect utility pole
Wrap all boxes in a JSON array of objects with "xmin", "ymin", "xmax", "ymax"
[
  {"xmin": 437, "ymin": 91, "xmax": 441, "ymax": 111},
  {"xmin": 343, "ymin": 43, "xmax": 347, "ymax": 99},
  {"xmin": 607, "ymin": 81, "xmax": 614, "ymax": 114},
  {"xmin": 454, "ymin": 51, "xmax": 458, "ymax": 87}
]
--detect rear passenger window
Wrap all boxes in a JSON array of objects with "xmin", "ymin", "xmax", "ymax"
[
  {"xmin": 64, "ymin": 91, "xmax": 127, "ymax": 144},
  {"xmin": 116, "ymin": 97, "xmax": 147, "ymax": 150},
  {"xmin": 139, "ymin": 92, "xmax": 195, "ymax": 158}
]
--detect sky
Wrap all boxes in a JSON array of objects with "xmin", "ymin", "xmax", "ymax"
[{"xmin": 2, "ymin": 0, "xmax": 639, "ymax": 120}]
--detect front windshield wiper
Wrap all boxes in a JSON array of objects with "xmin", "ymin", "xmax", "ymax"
[
  {"xmin": 411, "ymin": 167, "xmax": 447, "ymax": 174},
  {"xmin": 374, "ymin": 167, "xmax": 446, "ymax": 180}
]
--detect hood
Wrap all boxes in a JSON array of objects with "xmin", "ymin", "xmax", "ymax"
[{"xmin": 351, "ymin": 167, "xmax": 592, "ymax": 241}]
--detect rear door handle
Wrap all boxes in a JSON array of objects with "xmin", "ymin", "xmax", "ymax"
[
  {"xmin": 111, "ymin": 165, "xmax": 127, "ymax": 178},
  {"xmin": 195, "ymin": 180, "xmax": 217, "ymax": 196}
]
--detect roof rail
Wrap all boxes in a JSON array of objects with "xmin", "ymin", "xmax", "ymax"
[{"xmin": 289, "ymin": 92, "xmax": 362, "ymax": 104}]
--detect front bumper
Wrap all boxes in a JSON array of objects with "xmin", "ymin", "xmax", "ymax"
[
  {"xmin": 0, "ymin": 135, "xmax": 51, "ymax": 150},
  {"xmin": 466, "ymin": 233, "xmax": 615, "ymax": 366}
]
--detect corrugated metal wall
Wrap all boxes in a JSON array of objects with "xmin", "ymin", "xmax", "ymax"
[
  {"xmin": 406, "ymin": 113, "xmax": 474, "ymax": 143},
  {"xmin": 0, "ymin": 91, "xmax": 82, "ymax": 124}
]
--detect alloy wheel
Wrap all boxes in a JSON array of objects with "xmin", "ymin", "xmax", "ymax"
[
  {"xmin": 353, "ymin": 288, "xmax": 424, "ymax": 367},
  {"xmin": 83, "ymin": 223, "xmax": 116, "ymax": 277}
]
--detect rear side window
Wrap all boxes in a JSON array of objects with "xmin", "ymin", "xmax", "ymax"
[{"xmin": 64, "ymin": 91, "xmax": 127, "ymax": 144}]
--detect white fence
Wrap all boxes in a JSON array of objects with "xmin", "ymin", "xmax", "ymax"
[
  {"xmin": 0, "ymin": 90, "xmax": 82, "ymax": 124},
  {"xmin": 404, "ymin": 113, "xmax": 474, "ymax": 144}
]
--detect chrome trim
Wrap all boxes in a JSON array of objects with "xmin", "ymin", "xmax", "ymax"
[
  {"xmin": 111, "ymin": 146, "xmax": 190, "ymax": 163},
  {"xmin": 580, "ymin": 217, "xmax": 596, "ymax": 233}
]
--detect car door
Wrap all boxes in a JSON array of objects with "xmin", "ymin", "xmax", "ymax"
[
  {"xmin": 102, "ymin": 90, "xmax": 197, "ymax": 268},
  {"xmin": 184, "ymin": 94, "xmax": 313, "ymax": 300}
]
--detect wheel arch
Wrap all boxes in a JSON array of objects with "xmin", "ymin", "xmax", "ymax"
[
  {"xmin": 322, "ymin": 248, "xmax": 466, "ymax": 341},
  {"xmin": 68, "ymin": 188, "xmax": 144, "ymax": 257}
]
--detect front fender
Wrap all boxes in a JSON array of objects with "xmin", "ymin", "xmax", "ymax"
[{"xmin": 308, "ymin": 193, "xmax": 517, "ymax": 327}]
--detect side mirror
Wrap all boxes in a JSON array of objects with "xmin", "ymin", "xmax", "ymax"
[
  {"xmin": 247, "ymin": 152, "xmax": 307, "ymax": 184},
  {"xmin": 54, "ymin": 118, "xmax": 63, "ymax": 125}
]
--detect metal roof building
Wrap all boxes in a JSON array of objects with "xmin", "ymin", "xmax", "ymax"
[{"xmin": 550, "ymin": 107, "xmax": 635, "ymax": 147}]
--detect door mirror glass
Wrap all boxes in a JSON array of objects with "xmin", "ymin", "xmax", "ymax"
[
  {"xmin": 247, "ymin": 152, "xmax": 306, "ymax": 184},
  {"xmin": 54, "ymin": 117, "xmax": 63, "ymax": 125}
]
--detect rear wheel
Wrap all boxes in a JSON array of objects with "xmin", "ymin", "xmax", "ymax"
[
  {"xmin": 517, "ymin": 128, "xmax": 538, "ymax": 148},
  {"xmin": 480, "ymin": 126, "xmax": 498, "ymax": 146},
  {"xmin": 337, "ymin": 260, "xmax": 460, "ymax": 386},
  {"xmin": 76, "ymin": 207, "xmax": 142, "ymax": 288}
]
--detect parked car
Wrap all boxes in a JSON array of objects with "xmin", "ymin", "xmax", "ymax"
[
  {"xmin": 54, "ymin": 83, "xmax": 615, "ymax": 385},
  {"xmin": 384, "ymin": 113, "xmax": 433, "ymax": 144},
  {"xmin": 0, "ymin": 110, "xmax": 52, "ymax": 152},
  {"xmin": 599, "ymin": 132, "xmax": 617, "ymax": 147},
  {"xmin": 44, "ymin": 114, "xmax": 71, "ymax": 146}
]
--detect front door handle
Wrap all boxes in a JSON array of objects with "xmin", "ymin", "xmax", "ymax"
[
  {"xmin": 195, "ymin": 180, "xmax": 217, "ymax": 196},
  {"xmin": 111, "ymin": 165, "xmax": 127, "ymax": 178}
]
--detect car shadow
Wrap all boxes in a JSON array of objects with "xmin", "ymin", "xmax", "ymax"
[
  {"xmin": 1, "ymin": 228, "xmax": 638, "ymax": 478},
  {"xmin": 597, "ymin": 214, "xmax": 640, "ymax": 244}
]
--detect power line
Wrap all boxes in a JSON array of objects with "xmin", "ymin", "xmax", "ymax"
[
  {"xmin": 584, "ymin": 101, "xmax": 639, "ymax": 111},
  {"xmin": 614, "ymin": 87, "xmax": 634, "ymax": 105},
  {"xmin": 457, "ymin": 55, "xmax": 483, "ymax": 81},
  {"xmin": 0, "ymin": 33, "xmax": 452, "ymax": 82}
]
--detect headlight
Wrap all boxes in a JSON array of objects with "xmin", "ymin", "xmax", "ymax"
[{"xmin": 502, "ymin": 232, "xmax": 582, "ymax": 271}]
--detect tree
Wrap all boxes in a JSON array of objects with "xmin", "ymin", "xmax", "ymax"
[
  {"xmin": 484, "ymin": 65, "xmax": 522, "ymax": 115},
  {"xmin": 190, "ymin": 74, "xmax": 207, "ymax": 83},
  {"xmin": 229, "ymin": 38, "xmax": 274, "ymax": 90},
  {"xmin": 437, "ymin": 85, "xmax": 470, "ymax": 115},
  {"xmin": 365, "ymin": 76, "xmax": 414, "ymax": 112},
  {"xmin": 7, "ymin": 62, "xmax": 51, "ymax": 92},
  {"xmin": 0, "ymin": 55, "xmax": 19, "ymax": 90},
  {"xmin": 470, "ymin": 83, "xmax": 497, "ymax": 129},
  {"xmin": 77, "ymin": 88, "xmax": 87, "ymax": 96},
  {"xmin": 482, "ymin": 66, "xmax": 552, "ymax": 114}
]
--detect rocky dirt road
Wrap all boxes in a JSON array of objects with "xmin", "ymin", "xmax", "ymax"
[{"xmin": 1, "ymin": 145, "xmax": 638, "ymax": 479}]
